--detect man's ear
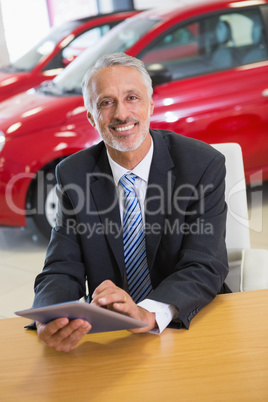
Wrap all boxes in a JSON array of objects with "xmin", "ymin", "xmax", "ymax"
[
  {"xmin": 150, "ymin": 98, "xmax": 154, "ymax": 116},
  {"xmin": 87, "ymin": 111, "xmax": 95, "ymax": 127}
]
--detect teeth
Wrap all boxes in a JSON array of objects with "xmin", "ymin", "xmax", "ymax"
[{"xmin": 114, "ymin": 124, "xmax": 134, "ymax": 132}]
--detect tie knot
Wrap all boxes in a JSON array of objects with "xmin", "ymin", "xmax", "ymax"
[{"xmin": 120, "ymin": 173, "xmax": 137, "ymax": 194}]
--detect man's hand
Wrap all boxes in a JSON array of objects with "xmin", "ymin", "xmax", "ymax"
[
  {"xmin": 36, "ymin": 318, "xmax": 91, "ymax": 352},
  {"xmin": 91, "ymin": 280, "xmax": 157, "ymax": 333}
]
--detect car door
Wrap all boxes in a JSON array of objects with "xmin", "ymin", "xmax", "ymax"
[{"xmin": 138, "ymin": 5, "xmax": 268, "ymax": 182}]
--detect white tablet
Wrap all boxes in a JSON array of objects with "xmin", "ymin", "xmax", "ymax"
[{"xmin": 15, "ymin": 301, "xmax": 147, "ymax": 333}]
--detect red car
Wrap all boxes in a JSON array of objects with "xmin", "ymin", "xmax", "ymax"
[
  {"xmin": 0, "ymin": 11, "xmax": 139, "ymax": 102},
  {"xmin": 0, "ymin": 0, "xmax": 268, "ymax": 238}
]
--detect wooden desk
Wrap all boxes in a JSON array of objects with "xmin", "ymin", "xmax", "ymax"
[{"xmin": 1, "ymin": 290, "xmax": 268, "ymax": 401}]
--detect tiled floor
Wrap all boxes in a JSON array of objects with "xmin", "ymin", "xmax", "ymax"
[
  {"xmin": 0, "ymin": 183, "xmax": 267, "ymax": 319},
  {"xmin": 0, "ymin": 219, "xmax": 48, "ymax": 318}
]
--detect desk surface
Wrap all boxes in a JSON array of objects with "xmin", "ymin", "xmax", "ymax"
[{"xmin": 1, "ymin": 290, "xmax": 268, "ymax": 402}]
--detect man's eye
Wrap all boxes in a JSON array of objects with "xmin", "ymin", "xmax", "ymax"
[
  {"xmin": 128, "ymin": 95, "xmax": 137, "ymax": 100},
  {"xmin": 100, "ymin": 100, "xmax": 112, "ymax": 107}
]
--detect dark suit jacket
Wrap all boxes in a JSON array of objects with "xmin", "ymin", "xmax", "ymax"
[{"xmin": 33, "ymin": 129, "xmax": 229, "ymax": 329}]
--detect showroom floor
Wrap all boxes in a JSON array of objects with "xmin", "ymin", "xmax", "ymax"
[{"xmin": 0, "ymin": 184, "xmax": 267, "ymax": 319}]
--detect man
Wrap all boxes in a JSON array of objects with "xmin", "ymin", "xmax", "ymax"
[{"xmin": 33, "ymin": 53, "xmax": 229, "ymax": 352}]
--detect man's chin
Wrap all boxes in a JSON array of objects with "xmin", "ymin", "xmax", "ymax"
[
  {"xmin": 108, "ymin": 136, "xmax": 145, "ymax": 153},
  {"xmin": 111, "ymin": 143, "xmax": 140, "ymax": 152}
]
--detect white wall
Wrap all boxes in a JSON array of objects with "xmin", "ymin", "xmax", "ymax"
[
  {"xmin": 0, "ymin": 0, "xmax": 179, "ymax": 63},
  {"xmin": 47, "ymin": 0, "xmax": 98, "ymax": 26},
  {"xmin": 135, "ymin": 0, "xmax": 179, "ymax": 9},
  {"xmin": 0, "ymin": 1, "xmax": 9, "ymax": 67},
  {"xmin": 98, "ymin": 0, "xmax": 114, "ymax": 13},
  {"xmin": 1, "ymin": 0, "xmax": 50, "ymax": 62}
]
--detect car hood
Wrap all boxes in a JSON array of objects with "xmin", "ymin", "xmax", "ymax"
[
  {"xmin": 0, "ymin": 70, "xmax": 22, "ymax": 80},
  {"xmin": 0, "ymin": 89, "xmax": 84, "ymax": 138},
  {"xmin": 0, "ymin": 70, "xmax": 29, "ymax": 86}
]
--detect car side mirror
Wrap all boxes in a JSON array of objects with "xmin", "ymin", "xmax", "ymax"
[{"xmin": 146, "ymin": 63, "xmax": 172, "ymax": 87}]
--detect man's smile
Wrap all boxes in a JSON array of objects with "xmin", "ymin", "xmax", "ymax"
[
  {"xmin": 109, "ymin": 120, "xmax": 138, "ymax": 136},
  {"xmin": 114, "ymin": 124, "xmax": 135, "ymax": 132}
]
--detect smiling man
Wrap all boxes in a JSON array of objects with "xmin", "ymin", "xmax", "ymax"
[
  {"xmin": 32, "ymin": 53, "xmax": 229, "ymax": 352},
  {"xmin": 85, "ymin": 56, "xmax": 154, "ymax": 165}
]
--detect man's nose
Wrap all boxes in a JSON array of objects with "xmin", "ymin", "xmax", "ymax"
[{"xmin": 114, "ymin": 101, "xmax": 128, "ymax": 120}]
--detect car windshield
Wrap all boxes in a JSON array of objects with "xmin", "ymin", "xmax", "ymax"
[
  {"xmin": 50, "ymin": 16, "xmax": 160, "ymax": 95},
  {"xmin": 1, "ymin": 20, "xmax": 81, "ymax": 72}
]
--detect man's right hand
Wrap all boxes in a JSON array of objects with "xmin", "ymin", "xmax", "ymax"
[{"xmin": 36, "ymin": 318, "xmax": 91, "ymax": 352}]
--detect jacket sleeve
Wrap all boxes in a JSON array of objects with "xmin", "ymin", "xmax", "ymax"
[
  {"xmin": 147, "ymin": 152, "xmax": 229, "ymax": 328},
  {"xmin": 33, "ymin": 165, "xmax": 86, "ymax": 308}
]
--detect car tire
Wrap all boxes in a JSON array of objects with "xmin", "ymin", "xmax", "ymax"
[{"xmin": 33, "ymin": 170, "xmax": 58, "ymax": 239}]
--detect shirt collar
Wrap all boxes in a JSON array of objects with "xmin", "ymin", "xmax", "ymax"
[{"xmin": 107, "ymin": 136, "xmax": 154, "ymax": 186}]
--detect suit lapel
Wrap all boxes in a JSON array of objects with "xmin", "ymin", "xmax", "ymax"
[
  {"xmin": 89, "ymin": 147, "xmax": 125, "ymax": 280},
  {"xmin": 145, "ymin": 131, "xmax": 176, "ymax": 271}
]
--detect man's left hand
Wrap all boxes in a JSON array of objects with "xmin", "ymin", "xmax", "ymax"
[{"xmin": 91, "ymin": 280, "xmax": 156, "ymax": 333}]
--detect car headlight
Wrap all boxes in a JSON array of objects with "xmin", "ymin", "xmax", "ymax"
[{"xmin": 0, "ymin": 131, "xmax": 6, "ymax": 152}]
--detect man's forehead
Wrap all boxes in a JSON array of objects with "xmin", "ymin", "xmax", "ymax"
[
  {"xmin": 93, "ymin": 65, "xmax": 141, "ymax": 83},
  {"xmin": 91, "ymin": 65, "xmax": 145, "ymax": 94}
]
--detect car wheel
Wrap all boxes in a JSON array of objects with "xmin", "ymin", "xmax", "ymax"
[{"xmin": 33, "ymin": 170, "xmax": 58, "ymax": 239}]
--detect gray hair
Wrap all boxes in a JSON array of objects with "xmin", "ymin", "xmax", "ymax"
[{"xmin": 82, "ymin": 53, "xmax": 153, "ymax": 112}]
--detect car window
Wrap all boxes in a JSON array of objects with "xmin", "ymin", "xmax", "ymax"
[
  {"xmin": 62, "ymin": 25, "xmax": 111, "ymax": 62},
  {"xmin": 10, "ymin": 21, "xmax": 81, "ymax": 72},
  {"xmin": 141, "ymin": 23, "xmax": 199, "ymax": 65},
  {"xmin": 53, "ymin": 16, "xmax": 160, "ymax": 93},
  {"xmin": 44, "ymin": 23, "xmax": 116, "ymax": 72},
  {"xmin": 139, "ymin": 8, "xmax": 268, "ymax": 81}
]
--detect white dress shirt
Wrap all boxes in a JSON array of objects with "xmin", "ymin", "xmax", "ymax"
[{"xmin": 106, "ymin": 137, "xmax": 178, "ymax": 334}]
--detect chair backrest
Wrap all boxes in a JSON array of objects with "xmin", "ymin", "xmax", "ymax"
[
  {"xmin": 241, "ymin": 249, "xmax": 268, "ymax": 291},
  {"xmin": 211, "ymin": 143, "xmax": 251, "ymax": 291},
  {"xmin": 211, "ymin": 20, "xmax": 234, "ymax": 69},
  {"xmin": 215, "ymin": 20, "xmax": 233, "ymax": 45},
  {"xmin": 242, "ymin": 20, "xmax": 267, "ymax": 64}
]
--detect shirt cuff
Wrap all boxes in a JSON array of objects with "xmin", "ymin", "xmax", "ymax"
[{"xmin": 138, "ymin": 299, "xmax": 178, "ymax": 334}]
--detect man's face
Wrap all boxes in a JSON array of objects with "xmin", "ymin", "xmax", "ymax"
[{"xmin": 87, "ymin": 65, "xmax": 154, "ymax": 153}]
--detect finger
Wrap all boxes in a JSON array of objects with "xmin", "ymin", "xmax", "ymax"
[
  {"xmin": 91, "ymin": 285, "xmax": 123, "ymax": 306},
  {"xmin": 41, "ymin": 320, "xmax": 92, "ymax": 352},
  {"xmin": 52, "ymin": 321, "xmax": 92, "ymax": 352},
  {"xmin": 54, "ymin": 319, "xmax": 90, "ymax": 338},
  {"xmin": 97, "ymin": 291, "xmax": 128, "ymax": 307},
  {"xmin": 112, "ymin": 300, "xmax": 147, "ymax": 322},
  {"xmin": 54, "ymin": 319, "xmax": 91, "ymax": 341},
  {"xmin": 36, "ymin": 317, "xmax": 69, "ymax": 339},
  {"xmin": 92, "ymin": 279, "xmax": 116, "ymax": 299},
  {"xmin": 112, "ymin": 298, "xmax": 134, "ymax": 314}
]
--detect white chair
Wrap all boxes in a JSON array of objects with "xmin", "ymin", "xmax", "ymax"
[
  {"xmin": 211, "ymin": 143, "xmax": 251, "ymax": 292},
  {"xmin": 241, "ymin": 249, "xmax": 268, "ymax": 291},
  {"xmin": 211, "ymin": 142, "xmax": 268, "ymax": 292}
]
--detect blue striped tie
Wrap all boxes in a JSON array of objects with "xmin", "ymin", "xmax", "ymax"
[{"xmin": 120, "ymin": 173, "xmax": 152, "ymax": 303}]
